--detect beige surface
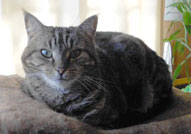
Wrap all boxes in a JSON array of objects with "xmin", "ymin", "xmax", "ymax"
[{"xmin": 0, "ymin": 75, "xmax": 191, "ymax": 134}]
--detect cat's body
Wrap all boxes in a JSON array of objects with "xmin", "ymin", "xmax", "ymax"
[{"xmin": 21, "ymin": 12, "xmax": 172, "ymax": 129}]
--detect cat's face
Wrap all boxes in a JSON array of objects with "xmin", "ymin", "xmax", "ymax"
[{"xmin": 22, "ymin": 12, "xmax": 98, "ymax": 89}]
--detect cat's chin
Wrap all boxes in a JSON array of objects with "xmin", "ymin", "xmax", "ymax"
[
  {"xmin": 41, "ymin": 74, "xmax": 80, "ymax": 94},
  {"xmin": 57, "ymin": 77, "xmax": 71, "ymax": 81}
]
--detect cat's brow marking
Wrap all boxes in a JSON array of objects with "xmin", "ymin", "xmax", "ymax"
[
  {"xmin": 67, "ymin": 33, "xmax": 74, "ymax": 49},
  {"xmin": 64, "ymin": 33, "xmax": 69, "ymax": 48},
  {"xmin": 53, "ymin": 28, "xmax": 75, "ymax": 49},
  {"xmin": 48, "ymin": 40, "xmax": 52, "ymax": 49},
  {"xmin": 49, "ymin": 37, "xmax": 56, "ymax": 49}
]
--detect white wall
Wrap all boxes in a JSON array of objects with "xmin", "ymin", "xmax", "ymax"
[{"xmin": 80, "ymin": 0, "xmax": 161, "ymax": 53}]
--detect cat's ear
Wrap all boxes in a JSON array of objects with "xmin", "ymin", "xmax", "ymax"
[
  {"xmin": 23, "ymin": 11, "xmax": 45, "ymax": 39},
  {"xmin": 78, "ymin": 15, "xmax": 98, "ymax": 39}
]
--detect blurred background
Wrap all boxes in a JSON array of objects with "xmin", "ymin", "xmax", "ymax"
[{"xmin": 0, "ymin": 0, "xmax": 161, "ymax": 76}]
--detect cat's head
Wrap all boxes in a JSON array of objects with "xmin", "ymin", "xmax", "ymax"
[{"xmin": 22, "ymin": 11, "xmax": 98, "ymax": 89}]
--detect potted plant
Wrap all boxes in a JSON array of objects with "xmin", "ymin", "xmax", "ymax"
[{"xmin": 164, "ymin": 0, "xmax": 191, "ymax": 92}]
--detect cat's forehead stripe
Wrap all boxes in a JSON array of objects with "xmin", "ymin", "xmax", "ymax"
[
  {"xmin": 51, "ymin": 28, "xmax": 75, "ymax": 49},
  {"xmin": 48, "ymin": 40, "xmax": 52, "ymax": 49}
]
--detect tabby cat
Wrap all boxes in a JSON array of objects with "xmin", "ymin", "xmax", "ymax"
[{"xmin": 21, "ymin": 12, "xmax": 172, "ymax": 129}]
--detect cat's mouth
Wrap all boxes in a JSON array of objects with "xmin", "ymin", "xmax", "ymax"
[
  {"xmin": 57, "ymin": 76, "xmax": 70, "ymax": 81},
  {"xmin": 56, "ymin": 74, "xmax": 75, "ymax": 81}
]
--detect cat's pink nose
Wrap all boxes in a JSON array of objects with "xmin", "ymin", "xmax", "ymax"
[{"xmin": 56, "ymin": 68, "xmax": 66, "ymax": 75}]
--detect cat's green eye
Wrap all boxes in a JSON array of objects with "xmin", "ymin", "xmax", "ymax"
[
  {"xmin": 70, "ymin": 49, "xmax": 81, "ymax": 59},
  {"xmin": 41, "ymin": 49, "xmax": 52, "ymax": 58}
]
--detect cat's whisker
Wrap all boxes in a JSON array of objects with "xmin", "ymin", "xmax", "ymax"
[
  {"xmin": 89, "ymin": 76, "xmax": 118, "ymax": 84},
  {"xmin": 78, "ymin": 79, "xmax": 92, "ymax": 93},
  {"xmin": 81, "ymin": 78, "xmax": 97, "ymax": 91},
  {"xmin": 83, "ymin": 76, "xmax": 107, "ymax": 93},
  {"xmin": 88, "ymin": 76, "xmax": 120, "ymax": 89}
]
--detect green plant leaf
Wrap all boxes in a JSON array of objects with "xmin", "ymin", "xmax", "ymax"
[
  {"xmin": 176, "ymin": 41, "xmax": 185, "ymax": 55},
  {"xmin": 173, "ymin": 64, "xmax": 183, "ymax": 80},
  {"xmin": 183, "ymin": 11, "xmax": 191, "ymax": 25},
  {"xmin": 167, "ymin": 2, "xmax": 182, "ymax": 8},
  {"xmin": 167, "ymin": 2, "xmax": 185, "ymax": 13},
  {"xmin": 186, "ymin": 25, "xmax": 191, "ymax": 35},
  {"xmin": 170, "ymin": 30, "xmax": 181, "ymax": 40},
  {"xmin": 163, "ymin": 38, "xmax": 170, "ymax": 42},
  {"xmin": 172, "ymin": 57, "xmax": 175, "ymax": 65},
  {"xmin": 164, "ymin": 29, "xmax": 181, "ymax": 42},
  {"xmin": 183, "ymin": 0, "xmax": 191, "ymax": 12},
  {"xmin": 176, "ymin": 39, "xmax": 191, "ymax": 51},
  {"xmin": 184, "ymin": 53, "xmax": 191, "ymax": 62},
  {"xmin": 167, "ymin": 22, "xmax": 175, "ymax": 34},
  {"xmin": 173, "ymin": 54, "xmax": 191, "ymax": 81},
  {"xmin": 185, "ymin": 60, "xmax": 191, "ymax": 84},
  {"xmin": 173, "ymin": 41, "xmax": 178, "ymax": 56}
]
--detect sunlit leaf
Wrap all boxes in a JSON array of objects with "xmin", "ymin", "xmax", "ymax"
[
  {"xmin": 176, "ymin": 39, "xmax": 191, "ymax": 51},
  {"xmin": 173, "ymin": 54, "xmax": 191, "ymax": 81},
  {"xmin": 183, "ymin": 11, "xmax": 191, "ymax": 25},
  {"xmin": 182, "ymin": 0, "xmax": 191, "ymax": 12},
  {"xmin": 163, "ymin": 38, "xmax": 170, "ymax": 42},
  {"xmin": 164, "ymin": 29, "xmax": 181, "ymax": 42},
  {"xmin": 173, "ymin": 41, "xmax": 178, "ymax": 56},
  {"xmin": 167, "ymin": 2, "xmax": 184, "ymax": 13},
  {"xmin": 167, "ymin": 22, "xmax": 175, "ymax": 34},
  {"xmin": 186, "ymin": 25, "xmax": 191, "ymax": 35},
  {"xmin": 185, "ymin": 60, "xmax": 191, "ymax": 84},
  {"xmin": 184, "ymin": 53, "xmax": 191, "ymax": 62},
  {"xmin": 176, "ymin": 41, "xmax": 185, "ymax": 55},
  {"xmin": 173, "ymin": 64, "xmax": 183, "ymax": 80}
]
